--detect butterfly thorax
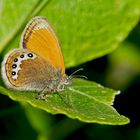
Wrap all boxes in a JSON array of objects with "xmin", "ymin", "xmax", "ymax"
[{"xmin": 44, "ymin": 73, "xmax": 72, "ymax": 93}]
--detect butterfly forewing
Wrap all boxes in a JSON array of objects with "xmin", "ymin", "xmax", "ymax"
[{"xmin": 21, "ymin": 16, "xmax": 65, "ymax": 74}]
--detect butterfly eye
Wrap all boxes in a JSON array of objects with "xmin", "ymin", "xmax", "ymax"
[
  {"xmin": 14, "ymin": 58, "xmax": 18, "ymax": 62},
  {"xmin": 12, "ymin": 64, "xmax": 17, "ymax": 69},
  {"xmin": 28, "ymin": 53, "xmax": 33, "ymax": 58},
  {"xmin": 20, "ymin": 54, "xmax": 24, "ymax": 58},
  {"xmin": 58, "ymin": 84, "xmax": 64, "ymax": 91},
  {"xmin": 12, "ymin": 71, "xmax": 16, "ymax": 76}
]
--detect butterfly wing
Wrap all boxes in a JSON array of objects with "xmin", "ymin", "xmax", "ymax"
[
  {"xmin": 20, "ymin": 16, "xmax": 65, "ymax": 75},
  {"xmin": 2, "ymin": 49, "xmax": 62, "ymax": 91}
]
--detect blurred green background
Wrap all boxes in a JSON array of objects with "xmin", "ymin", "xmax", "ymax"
[{"xmin": 0, "ymin": 0, "xmax": 140, "ymax": 140}]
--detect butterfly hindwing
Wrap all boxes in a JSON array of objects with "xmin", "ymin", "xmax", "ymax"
[{"xmin": 2, "ymin": 49, "xmax": 62, "ymax": 91}]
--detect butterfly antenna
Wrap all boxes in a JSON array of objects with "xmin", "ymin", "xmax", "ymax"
[
  {"xmin": 70, "ymin": 74, "xmax": 88, "ymax": 79},
  {"xmin": 69, "ymin": 68, "xmax": 87, "ymax": 79},
  {"xmin": 69, "ymin": 68, "xmax": 83, "ymax": 77}
]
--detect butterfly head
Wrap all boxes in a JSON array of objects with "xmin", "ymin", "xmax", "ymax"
[
  {"xmin": 57, "ymin": 68, "xmax": 87, "ymax": 91},
  {"xmin": 55, "ymin": 74, "xmax": 71, "ymax": 92}
]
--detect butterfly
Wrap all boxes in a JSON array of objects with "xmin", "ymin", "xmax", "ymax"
[{"xmin": 1, "ymin": 16, "xmax": 75, "ymax": 100}]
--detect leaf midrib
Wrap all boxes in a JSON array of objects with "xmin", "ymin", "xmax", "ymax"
[{"xmin": 68, "ymin": 87, "xmax": 114, "ymax": 107}]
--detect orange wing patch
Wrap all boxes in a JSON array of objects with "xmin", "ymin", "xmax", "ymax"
[{"xmin": 21, "ymin": 16, "xmax": 65, "ymax": 74}]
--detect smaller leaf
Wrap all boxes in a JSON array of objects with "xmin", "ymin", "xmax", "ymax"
[{"xmin": 0, "ymin": 79, "xmax": 129, "ymax": 125}]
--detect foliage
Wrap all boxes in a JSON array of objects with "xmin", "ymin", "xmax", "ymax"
[{"xmin": 1, "ymin": 0, "xmax": 140, "ymax": 139}]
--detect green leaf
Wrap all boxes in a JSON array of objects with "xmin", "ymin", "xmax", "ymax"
[
  {"xmin": 0, "ymin": 79, "xmax": 129, "ymax": 125},
  {"xmin": 0, "ymin": 0, "xmax": 132, "ymax": 126},
  {"xmin": 39, "ymin": 0, "xmax": 140, "ymax": 67},
  {"xmin": 0, "ymin": 0, "xmax": 48, "ymax": 52},
  {"xmin": 1, "ymin": 0, "xmax": 140, "ymax": 68}
]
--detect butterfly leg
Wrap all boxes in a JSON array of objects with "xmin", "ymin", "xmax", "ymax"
[
  {"xmin": 36, "ymin": 86, "xmax": 53, "ymax": 101},
  {"xmin": 37, "ymin": 93, "xmax": 50, "ymax": 101}
]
